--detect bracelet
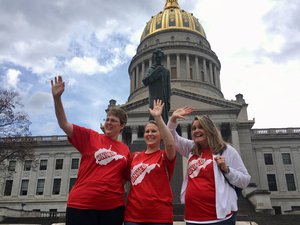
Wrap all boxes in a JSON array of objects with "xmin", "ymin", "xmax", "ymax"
[{"xmin": 223, "ymin": 166, "xmax": 230, "ymax": 174}]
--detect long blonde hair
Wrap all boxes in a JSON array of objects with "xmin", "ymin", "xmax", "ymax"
[{"xmin": 191, "ymin": 115, "xmax": 226, "ymax": 155}]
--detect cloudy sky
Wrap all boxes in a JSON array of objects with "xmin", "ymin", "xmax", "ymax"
[{"xmin": 1, "ymin": 0, "xmax": 299, "ymax": 136}]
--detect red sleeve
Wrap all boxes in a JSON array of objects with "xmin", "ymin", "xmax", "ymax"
[
  {"xmin": 68, "ymin": 124, "xmax": 93, "ymax": 154},
  {"xmin": 162, "ymin": 151, "xmax": 176, "ymax": 180},
  {"xmin": 123, "ymin": 151, "xmax": 133, "ymax": 181}
]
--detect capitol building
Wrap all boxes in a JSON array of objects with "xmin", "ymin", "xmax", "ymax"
[{"xmin": 1, "ymin": 0, "xmax": 300, "ymax": 222}]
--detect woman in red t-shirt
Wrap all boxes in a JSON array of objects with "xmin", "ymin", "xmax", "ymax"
[
  {"xmin": 124, "ymin": 99, "xmax": 176, "ymax": 225},
  {"xmin": 51, "ymin": 76, "xmax": 130, "ymax": 225},
  {"xmin": 167, "ymin": 106, "xmax": 251, "ymax": 225}
]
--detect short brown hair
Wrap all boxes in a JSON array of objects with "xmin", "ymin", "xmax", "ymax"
[{"xmin": 107, "ymin": 107, "xmax": 127, "ymax": 126}]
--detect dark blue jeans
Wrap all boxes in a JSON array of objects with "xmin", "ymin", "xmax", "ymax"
[
  {"xmin": 124, "ymin": 222, "xmax": 172, "ymax": 225},
  {"xmin": 66, "ymin": 206, "xmax": 124, "ymax": 225},
  {"xmin": 186, "ymin": 212, "xmax": 237, "ymax": 225}
]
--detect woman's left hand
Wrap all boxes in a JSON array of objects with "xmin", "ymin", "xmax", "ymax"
[{"xmin": 215, "ymin": 156, "xmax": 229, "ymax": 173}]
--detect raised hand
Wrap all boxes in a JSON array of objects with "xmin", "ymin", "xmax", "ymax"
[
  {"xmin": 51, "ymin": 75, "xmax": 65, "ymax": 98},
  {"xmin": 149, "ymin": 99, "xmax": 164, "ymax": 118},
  {"xmin": 171, "ymin": 106, "xmax": 193, "ymax": 121}
]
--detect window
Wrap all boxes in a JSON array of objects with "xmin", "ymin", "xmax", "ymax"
[
  {"xmin": 264, "ymin": 154, "xmax": 273, "ymax": 165},
  {"xmin": 171, "ymin": 67, "xmax": 177, "ymax": 79},
  {"xmin": 52, "ymin": 178, "xmax": 61, "ymax": 195},
  {"xmin": 20, "ymin": 179, "xmax": 29, "ymax": 195},
  {"xmin": 4, "ymin": 180, "xmax": 13, "ymax": 196},
  {"xmin": 285, "ymin": 174, "xmax": 296, "ymax": 191},
  {"xmin": 267, "ymin": 174, "xmax": 278, "ymax": 191},
  {"xmin": 201, "ymin": 71, "xmax": 205, "ymax": 81},
  {"xmin": 282, "ymin": 153, "xmax": 292, "ymax": 165},
  {"xmin": 273, "ymin": 206, "xmax": 282, "ymax": 215},
  {"xmin": 137, "ymin": 126, "xmax": 144, "ymax": 138},
  {"xmin": 190, "ymin": 68, "xmax": 193, "ymax": 79},
  {"xmin": 39, "ymin": 159, "xmax": 47, "ymax": 170},
  {"xmin": 55, "ymin": 159, "xmax": 63, "ymax": 170},
  {"xmin": 8, "ymin": 160, "xmax": 16, "ymax": 171},
  {"xmin": 36, "ymin": 179, "xmax": 45, "ymax": 195},
  {"xmin": 23, "ymin": 160, "xmax": 32, "ymax": 171},
  {"xmin": 69, "ymin": 178, "xmax": 77, "ymax": 192},
  {"xmin": 292, "ymin": 206, "xmax": 300, "ymax": 211},
  {"xmin": 49, "ymin": 209, "xmax": 57, "ymax": 217},
  {"xmin": 71, "ymin": 158, "xmax": 79, "ymax": 169}
]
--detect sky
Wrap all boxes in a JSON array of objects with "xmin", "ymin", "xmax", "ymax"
[{"xmin": 0, "ymin": 0, "xmax": 300, "ymax": 136}]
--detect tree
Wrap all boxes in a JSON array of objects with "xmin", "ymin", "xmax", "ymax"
[{"xmin": 0, "ymin": 89, "xmax": 36, "ymax": 180}]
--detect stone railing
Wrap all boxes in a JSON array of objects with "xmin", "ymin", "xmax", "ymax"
[
  {"xmin": 33, "ymin": 135, "xmax": 68, "ymax": 141},
  {"xmin": 252, "ymin": 128, "xmax": 300, "ymax": 136},
  {"xmin": 0, "ymin": 207, "xmax": 65, "ymax": 219}
]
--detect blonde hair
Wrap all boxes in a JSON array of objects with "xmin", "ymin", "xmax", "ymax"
[
  {"xmin": 191, "ymin": 115, "xmax": 226, "ymax": 155},
  {"xmin": 144, "ymin": 120, "xmax": 157, "ymax": 128}
]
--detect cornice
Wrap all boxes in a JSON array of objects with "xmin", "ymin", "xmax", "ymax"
[{"xmin": 122, "ymin": 88, "xmax": 242, "ymax": 113}]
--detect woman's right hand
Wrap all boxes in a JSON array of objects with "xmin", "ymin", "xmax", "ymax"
[
  {"xmin": 149, "ymin": 99, "xmax": 164, "ymax": 118},
  {"xmin": 51, "ymin": 75, "xmax": 65, "ymax": 98},
  {"xmin": 171, "ymin": 106, "xmax": 193, "ymax": 123}
]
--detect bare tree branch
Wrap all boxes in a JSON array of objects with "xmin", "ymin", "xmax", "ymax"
[{"xmin": 0, "ymin": 89, "xmax": 35, "ymax": 180}]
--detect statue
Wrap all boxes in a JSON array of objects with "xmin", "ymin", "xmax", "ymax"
[{"xmin": 143, "ymin": 49, "xmax": 171, "ymax": 124}]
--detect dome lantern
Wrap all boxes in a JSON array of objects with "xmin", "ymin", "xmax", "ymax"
[
  {"xmin": 140, "ymin": 0, "xmax": 206, "ymax": 41},
  {"xmin": 164, "ymin": 0, "xmax": 180, "ymax": 9}
]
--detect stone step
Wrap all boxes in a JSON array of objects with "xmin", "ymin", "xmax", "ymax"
[
  {"xmin": 173, "ymin": 223, "xmax": 258, "ymax": 225},
  {"xmin": 52, "ymin": 222, "xmax": 258, "ymax": 225}
]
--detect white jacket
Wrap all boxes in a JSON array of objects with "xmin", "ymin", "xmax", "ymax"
[{"xmin": 167, "ymin": 120, "xmax": 251, "ymax": 219}]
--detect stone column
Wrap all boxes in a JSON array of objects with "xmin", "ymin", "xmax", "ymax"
[
  {"xmin": 231, "ymin": 123, "xmax": 241, "ymax": 154},
  {"xmin": 217, "ymin": 70, "xmax": 221, "ymax": 89},
  {"xmin": 186, "ymin": 54, "xmax": 190, "ymax": 79},
  {"xmin": 176, "ymin": 54, "xmax": 180, "ymax": 78},
  {"xmin": 44, "ymin": 155, "xmax": 55, "ymax": 197},
  {"xmin": 136, "ymin": 66, "xmax": 140, "ymax": 88},
  {"xmin": 214, "ymin": 65, "xmax": 217, "ymax": 86},
  {"xmin": 11, "ymin": 162, "xmax": 22, "ymax": 197},
  {"xmin": 141, "ymin": 62, "xmax": 145, "ymax": 82},
  {"xmin": 203, "ymin": 58, "xmax": 208, "ymax": 82},
  {"xmin": 167, "ymin": 54, "xmax": 171, "ymax": 71},
  {"xmin": 130, "ymin": 70, "xmax": 135, "ymax": 92},
  {"xmin": 209, "ymin": 62, "xmax": 213, "ymax": 85},
  {"xmin": 61, "ymin": 154, "xmax": 71, "ymax": 197},
  {"xmin": 134, "ymin": 67, "xmax": 138, "ymax": 90},
  {"xmin": 274, "ymin": 147, "xmax": 285, "ymax": 192},
  {"xmin": 131, "ymin": 126, "xmax": 138, "ymax": 142},
  {"xmin": 291, "ymin": 147, "xmax": 300, "ymax": 192},
  {"xmin": 195, "ymin": 56, "xmax": 199, "ymax": 80}
]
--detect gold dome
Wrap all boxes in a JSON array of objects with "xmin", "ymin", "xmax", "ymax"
[{"xmin": 141, "ymin": 0, "xmax": 206, "ymax": 41}]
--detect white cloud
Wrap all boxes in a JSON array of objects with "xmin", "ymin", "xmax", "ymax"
[
  {"xmin": 32, "ymin": 57, "xmax": 58, "ymax": 75},
  {"xmin": 6, "ymin": 69, "xmax": 21, "ymax": 88},
  {"xmin": 25, "ymin": 92, "xmax": 53, "ymax": 116},
  {"xmin": 125, "ymin": 44, "xmax": 137, "ymax": 58},
  {"xmin": 95, "ymin": 20, "xmax": 119, "ymax": 42},
  {"xmin": 65, "ymin": 56, "xmax": 112, "ymax": 75}
]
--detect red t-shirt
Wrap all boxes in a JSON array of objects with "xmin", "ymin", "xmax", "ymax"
[
  {"xmin": 124, "ymin": 150, "xmax": 175, "ymax": 223},
  {"xmin": 67, "ymin": 124, "xmax": 130, "ymax": 210},
  {"xmin": 185, "ymin": 149, "xmax": 217, "ymax": 221}
]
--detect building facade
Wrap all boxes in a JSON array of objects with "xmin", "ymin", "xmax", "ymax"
[{"xmin": 0, "ymin": 0, "xmax": 300, "ymax": 216}]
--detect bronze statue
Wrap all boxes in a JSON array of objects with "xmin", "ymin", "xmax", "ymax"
[{"xmin": 143, "ymin": 49, "xmax": 170, "ymax": 124}]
